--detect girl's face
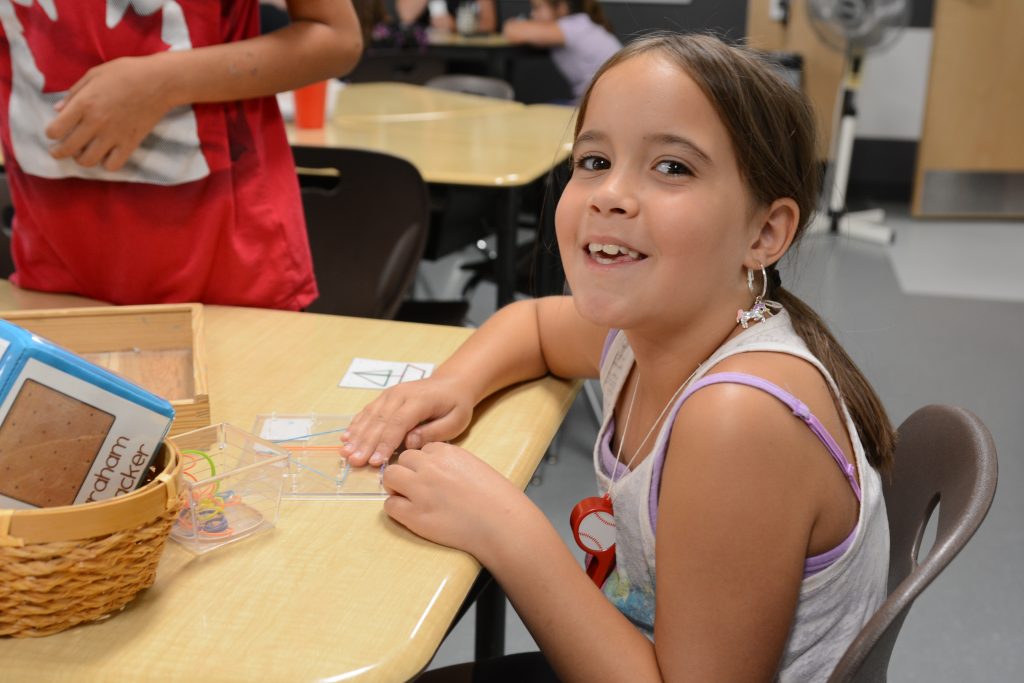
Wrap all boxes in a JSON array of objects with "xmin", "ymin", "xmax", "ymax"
[
  {"xmin": 556, "ymin": 53, "xmax": 762, "ymax": 334},
  {"xmin": 529, "ymin": 0, "xmax": 558, "ymax": 21}
]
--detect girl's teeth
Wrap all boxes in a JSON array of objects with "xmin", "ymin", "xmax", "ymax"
[{"xmin": 587, "ymin": 243, "xmax": 643, "ymax": 262}]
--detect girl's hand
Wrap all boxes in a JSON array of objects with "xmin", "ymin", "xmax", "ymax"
[
  {"xmin": 45, "ymin": 55, "xmax": 173, "ymax": 171},
  {"xmin": 382, "ymin": 442, "xmax": 532, "ymax": 560},
  {"xmin": 341, "ymin": 376, "xmax": 476, "ymax": 467}
]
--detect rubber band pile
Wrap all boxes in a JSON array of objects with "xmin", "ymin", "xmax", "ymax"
[{"xmin": 175, "ymin": 449, "xmax": 243, "ymax": 539}]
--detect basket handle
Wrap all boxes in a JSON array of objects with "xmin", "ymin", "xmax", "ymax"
[
  {"xmin": 0, "ymin": 509, "xmax": 25, "ymax": 547},
  {"xmin": 157, "ymin": 449, "xmax": 181, "ymax": 510}
]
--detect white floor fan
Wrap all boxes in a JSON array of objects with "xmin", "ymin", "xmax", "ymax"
[{"xmin": 807, "ymin": 0, "xmax": 910, "ymax": 245}]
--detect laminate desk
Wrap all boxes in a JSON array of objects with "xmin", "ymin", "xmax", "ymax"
[
  {"xmin": 422, "ymin": 30, "xmax": 525, "ymax": 81},
  {"xmin": 289, "ymin": 84, "xmax": 576, "ymax": 308},
  {"xmin": 330, "ymin": 82, "xmax": 522, "ymax": 121},
  {"xmin": 0, "ymin": 281, "xmax": 579, "ymax": 682}
]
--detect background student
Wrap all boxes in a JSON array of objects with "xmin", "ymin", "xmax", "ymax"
[
  {"xmin": 395, "ymin": 0, "xmax": 496, "ymax": 34},
  {"xmin": 0, "ymin": 0, "xmax": 362, "ymax": 310},
  {"xmin": 342, "ymin": 33, "xmax": 894, "ymax": 681},
  {"xmin": 503, "ymin": 0, "xmax": 621, "ymax": 103}
]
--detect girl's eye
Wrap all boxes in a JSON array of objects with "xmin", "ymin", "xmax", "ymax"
[
  {"xmin": 655, "ymin": 160, "xmax": 692, "ymax": 176},
  {"xmin": 575, "ymin": 155, "xmax": 610, "ymax": 172}
]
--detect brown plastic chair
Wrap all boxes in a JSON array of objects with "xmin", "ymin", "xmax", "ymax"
[
  {"xmin": 293, "ymin": 145, "xmax": 429, "ymax": 319},
  {"xmin": 828, "ymin": 405, "xmax": 998, "ymax": 682}
]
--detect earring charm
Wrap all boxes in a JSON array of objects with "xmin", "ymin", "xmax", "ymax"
[{"xmin": 736, "ymin": 262, "xmax": 782, "ymax": 329}]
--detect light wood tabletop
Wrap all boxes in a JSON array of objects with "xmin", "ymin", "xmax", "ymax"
[
  {"xmin": 424, "ymin": 29, "xmax": 514, "ymax": 48},
  {"xmin": 329, "ymin": 82, "xmax": 522, "ymax": 121},
  {"xmin": 290, "ymin": 84, "xmax": 575, "ymax": 188},
  {"xmin": 0, "ymin": 281, "xmax": 579, "ymax": 682},
  {"xmin": 291, "ymin": 103, "xmax": 574, "ymax": 188}
]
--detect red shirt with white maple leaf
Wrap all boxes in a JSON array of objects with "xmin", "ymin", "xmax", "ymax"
[{"xmin": 0, "ymin": 0, "xmax": 317, "ymax": 310}]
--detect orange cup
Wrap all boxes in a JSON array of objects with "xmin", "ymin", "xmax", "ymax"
[{"xmin": 294, "ymin": 80, "xmax": 328, "ymax": 129}]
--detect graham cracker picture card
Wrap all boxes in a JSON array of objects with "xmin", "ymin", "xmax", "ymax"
[{"xmin": 0, "ymin": 320, "xmax": 175, "ymax": 510}]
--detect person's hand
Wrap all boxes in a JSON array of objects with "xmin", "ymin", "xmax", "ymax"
[
  {"xmin": 431, "ymin": 14, "xmax": 455, "ymax": 32},
  {"xmin": 341, "ymin": 376, "xmax": 476, "ymax": 467},
  {"xmin": 382, "ymin": 442, "xmax": 532, "ymax": 559},
  {"xmin": 45, "ymin": 55, "xmax": 173, "ymax": 171}
]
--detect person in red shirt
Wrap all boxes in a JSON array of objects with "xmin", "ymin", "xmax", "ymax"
[{"xmin": 0, "ymin": 0, "xmax": 362, "ymax": 310}]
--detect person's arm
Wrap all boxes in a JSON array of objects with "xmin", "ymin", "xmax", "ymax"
[
  {"xmin": 397, "ymin": 374, "xmax": 817, "ymax": 682},
  {"xmin": 341, "ymin": 296, "xmax": 607, "ymax": 465},
  {"xmin": 502, "ymin": 17, "xmax": 566, "ymax": 47},
  {"xmin": 396, "ymin": 0, "xmax": 429, "ymax": 26},
  {"xmin": 46, "ymin": 0, "xmax": 362, "ymax": 170},
  {"xmin": 476, "ymin": 0, "xmax": 497, "ymax": 33}
]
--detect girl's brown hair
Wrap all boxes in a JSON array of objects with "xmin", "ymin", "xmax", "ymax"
[{"xmin": 575, "ymin": 32, "xmax": 895, "ymax": 471}]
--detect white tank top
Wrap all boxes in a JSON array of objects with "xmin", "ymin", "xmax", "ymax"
[{"xmin": 594, "ymin": 310, "xmax": 889, "ymax": 680}]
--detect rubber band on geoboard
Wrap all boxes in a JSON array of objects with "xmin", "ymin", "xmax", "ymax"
[{"xmin": 251, "ymin": 413, "xmax": 390, "ymax": 500}]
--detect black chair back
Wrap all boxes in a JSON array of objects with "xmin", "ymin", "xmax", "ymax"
[{"xmin": 292, "ymin": 146, "xmax": 429, "ymax": 319}]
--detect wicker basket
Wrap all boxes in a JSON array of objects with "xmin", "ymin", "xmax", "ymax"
[{"xmin": 0, "ymin": 442, "xmax": 182, "ymax": 638}]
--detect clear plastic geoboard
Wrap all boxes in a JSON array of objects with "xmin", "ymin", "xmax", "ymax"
[{"xmin": 251, "ymin": 413, "xmax": 389, "ymax": 500}]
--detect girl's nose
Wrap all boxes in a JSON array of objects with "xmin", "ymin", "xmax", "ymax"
[{"xmin": 589, "ymin": 174, "xmax": 639, "ymax": 218}]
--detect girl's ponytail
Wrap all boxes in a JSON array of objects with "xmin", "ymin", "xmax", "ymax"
[{"xmin": 772, "ymin": 283, "xmax": 896, "ymax": 472}]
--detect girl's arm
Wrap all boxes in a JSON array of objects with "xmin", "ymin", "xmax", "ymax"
[
  {"xmin": 47, "ymin": 0, "xmax": 362, "ymax": 170},
  {"xmin": 342, "ymin": 296, "xmax": 607, "ymax": 466},
  {"xmin": 384, "ymin": 445, "xmax": 660, "ymax": 680},
  {"xmin": 440, "ymin": 367, "xmax": 825, "ymax": 681},
  {"xmin": 503, "ymin": 18, "xmax": 566, "ymax": 47}
]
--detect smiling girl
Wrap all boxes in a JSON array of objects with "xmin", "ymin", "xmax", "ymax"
[{"xmin": 341, "ymin": 33, "xmax": 894, "ymax": 681}]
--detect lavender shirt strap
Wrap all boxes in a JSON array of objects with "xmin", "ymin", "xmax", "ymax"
[
  {"xmin": 599, "ymin": 329, "xmax": 620, "ymax": 366},
  {"xmin": 650, "ymin": 371, "xmax": 862, "ymax": 530}
]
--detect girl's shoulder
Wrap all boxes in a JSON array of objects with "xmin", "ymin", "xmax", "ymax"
[{"xmin": 667, "ymin": 348, "xmax": 853, "ymax": 487}]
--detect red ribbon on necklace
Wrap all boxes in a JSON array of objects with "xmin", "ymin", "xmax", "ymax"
[{"xmin": 570, "ymin": 494, "xmax": 617, "ymax": 588}]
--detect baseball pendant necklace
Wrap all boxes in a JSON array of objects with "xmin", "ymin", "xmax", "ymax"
[{"xmin": 571, "ymin": 361, "xmax": 703, "ymax": 588}]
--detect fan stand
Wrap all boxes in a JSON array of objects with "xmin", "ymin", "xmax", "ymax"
[{"xmin": 809, "ymin": 53, "xmax": 895, "ymax": 245}]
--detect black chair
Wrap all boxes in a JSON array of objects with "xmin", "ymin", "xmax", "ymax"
[
  {"xmin": 292, "ymin": 145, "xmax": 467, "ymax": 324},
  {"xmin": 828, "ymin": 405, "xmax": 998, "ymax": 682},
  {"xmin": 0, "ymin": 170, "xmax": 15, "ymax": 279}
]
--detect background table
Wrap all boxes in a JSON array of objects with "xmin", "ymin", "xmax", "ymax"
[
  {"xmin": 289, "ymin": 83, "xmax": 576, "ymax": 307},
  {"xmin": 327, "ymin": 82, "xmax": 522, "ymax": 121},
  {"xmin": 0, "ymin": 282, "xmax": 578, "ymax": 682}
]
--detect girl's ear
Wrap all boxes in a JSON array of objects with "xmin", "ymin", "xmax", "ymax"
[{"xmin": 746, "ymin": 197, "xmax": 799, "ymax": 269}]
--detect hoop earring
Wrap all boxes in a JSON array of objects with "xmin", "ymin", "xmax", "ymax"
[{"xmin": 736, "ymin": 262, "xmax": 782, "ymax": 329}]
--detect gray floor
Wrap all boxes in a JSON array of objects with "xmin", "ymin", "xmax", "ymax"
[{"xmin": 418, "ymin": 204, "xmax": 1024, "ymax": 680}]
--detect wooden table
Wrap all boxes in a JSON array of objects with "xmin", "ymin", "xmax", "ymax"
[
  {"xmin": 422, "ymin": 30, "xmax": 524, "ymax": 81},
  {"xmin": 0, "ymin": 282, "xmax": 579, "ymax": 682},
  {"xmin": 328, "ymin": 82, "xmax": 522, "ymax": 122},
  {"xmin": 289, "ymin": 83, "xmax": 576, "ymax": 307}
]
